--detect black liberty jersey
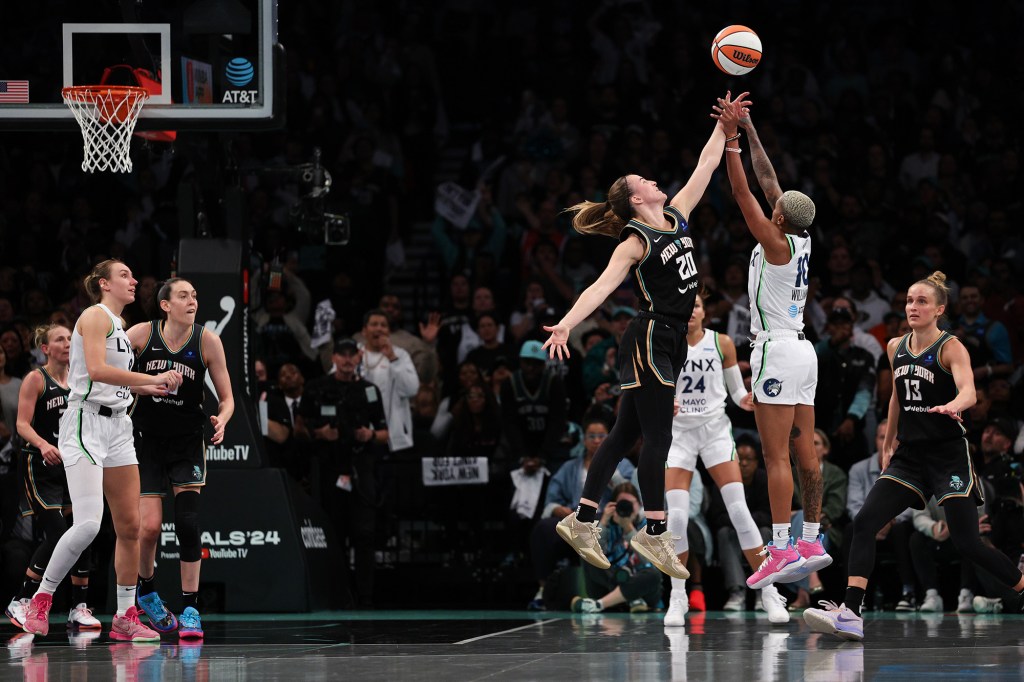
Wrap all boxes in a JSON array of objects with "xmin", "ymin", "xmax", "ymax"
[
  {"xmin": 132, "ymin": 321, "xmax": 208, "ymax": 435},
  {"xmin": 23, "ymin": 368, "xmax": 69, "ymax": 455},
  {"xmin": 892, "ymin": 332, "xmax": 965, "ymax": 443},
  {"xmin": 621, "ymin": 205, "xmax": 699, "ymax": 320}
]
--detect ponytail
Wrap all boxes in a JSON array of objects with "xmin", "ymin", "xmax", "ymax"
[
  {"xmin": 567, "ymin": 176, "xmax": 633, "ymax": 238},
  {"xmin": 916, "ymin": 270, "xmax": 950, "ymax": 307}
]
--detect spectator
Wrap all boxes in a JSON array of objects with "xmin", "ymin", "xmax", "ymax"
[
  {"xmin": 437, "ymin": 274, "xmax": 474, "ymax": 394},
  {"xmin": 970, "ymin": 459, "xmax": 1024, "ymax": 612},
  {"xmin": 844, "ymin": 420, "xmax": 917, "ymax": 610},
  {"xmin": 446, "ymin": 383, "xmax": 503, "ymax": 460},
  {"xmin": 253, "ymin": 290, "xmax": 318, "ymax": 377},
  {"xmin": 353, "ymin": 293, "xmax": 440, "ymax": 386},
  {"xmin": 951, "ymin": 285, "xmax": 1013, "ymax": 384},
  {"xmin": 464, "ymin": 312, "xmax": 514, "ymax": 377},
  {"xmin": 0, "ymin": 346, "xmax": 22, "ymax": 435},
  {"xmin": 814, "ymin": 307, "xmax": 876, "ymax": 470},
  {"xmin": 431, "ymin": 360, "xmax": 485, "ymax": 442},
  {"xmin": 0, "ymin": 327, "xmax": 30, "ymax": 379},
  {"xmin": 431, "ymin": 182, "xmax": 508, "ymax": 283},
  {"xmin": 830, "ymin": 297, "xmax": 884, "ymax": 362},
  {"xmin": 569, "ymin": 482, "xmax": 663, "ymax": 614},
  {"xmin": 843, "ymin": 260, "xmax": 891, "ymax": 332},
  {"xmin": 977, "ymin": 419, "xmax": 1018, "ymax": 478},
  {"xmin": 358, "ymin": 309, "xmax": 420, "ymax": 453},
  {"xmin": 582, "ymin": 306, "xmax": 635, "ymax": 395},
  {"xmin": 501, "ymin": 340, "xmax": 568, "ymax": 468},
  {"xmin": 263, "ymin": 363, "xmax": 310, "ymax": 484}
]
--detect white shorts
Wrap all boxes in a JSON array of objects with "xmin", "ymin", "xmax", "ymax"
[
  {"xmin": 59, "ymin": 406, "xmax": 138, "ymax": 469},
  {"xmin": 750, "ymin": 332, "xmax": 817, "ymax": 405},
  {"xmin": 667, "ymin": 413, "xmax": 736, "ymax": 471}
]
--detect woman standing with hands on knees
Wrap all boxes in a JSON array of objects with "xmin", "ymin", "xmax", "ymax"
[
  {"xmin": 22, "ymin": 260, "xmax": 182, "ymax": 642},
  {"xmin": 545, "ymin": 92, "xmax": 748, "ymax": 579}
]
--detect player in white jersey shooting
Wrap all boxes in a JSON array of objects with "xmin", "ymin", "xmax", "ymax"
[
  {"xmin": 663, "ymin": 293, "xmax": 788, "ymax": 626},
  {"xmin": 715, "ymin": 99, "xmax": 831, "ymax": 590},
  {"xmin": 22, "ymin": 260, "xmax": 182, "ymax": 642}
]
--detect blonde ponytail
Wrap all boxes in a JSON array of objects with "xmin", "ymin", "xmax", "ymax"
[
  {"xmin": 917, "ymin": 270, "xmax": 950, "ymax": 307},
  {"xmin": 567, "ymin": 175, "xmax": 633, "ymax": 238}
]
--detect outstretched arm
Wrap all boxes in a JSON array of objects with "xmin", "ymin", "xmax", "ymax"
[
  {"xmin": 739, "ymin": 113, "xmax": 783, "ymax": 207},
  {"xmin": 717, "ymin": 100, "xmax": 791, "ymax": 264},
  {"xmin": 670, "ymin": 91, "xmax": 749, "ymax": 221}
]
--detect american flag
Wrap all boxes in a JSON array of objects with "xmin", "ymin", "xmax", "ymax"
[{"xmin": 0, "ymin": 80, "xmax": 29, "ymax": 103}]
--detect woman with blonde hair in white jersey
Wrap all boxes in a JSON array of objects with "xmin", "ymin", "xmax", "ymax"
[
  {"xmin": 23, "ymin": 260, "xmax": 182, "ymax": 641},
  {"xmin": 663, "ymin": 293, "xmax": 789, "ymax": 626},
  {"xmin": 716, "ymin": 100, "xmax": 831, "ymax": 589}
]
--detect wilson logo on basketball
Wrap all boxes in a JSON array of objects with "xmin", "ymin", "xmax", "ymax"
[{"xmin": 732, "ymin": 50, "xmax": 759, "ymax": 65}]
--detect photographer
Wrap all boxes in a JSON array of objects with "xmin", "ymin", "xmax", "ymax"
[
  {"xmin": 970, "ymin": 459, "xmax": 1024, "ymax": 613},
  {"xmin": 300, "ymin": 337, "xmax": 388, "ymax": 608},
  {"xmin": 569, "ymin": 482, "xmax": 663, "ymax": 614}
]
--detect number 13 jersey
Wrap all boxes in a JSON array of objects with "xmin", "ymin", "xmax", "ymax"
[
  {"xmin": 892, "ymin": 331, "xmax": 964, "ymax": 443},
  {"xmin": 68, "ymin": 303, "xmax": 134, "ymax": 408},
  {"xmin": 748, "ymin": 232, "xmax": 811, "ymax": 334}
]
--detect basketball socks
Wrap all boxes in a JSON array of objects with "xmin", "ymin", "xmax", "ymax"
[
  {"xmin": 139, "ymin": 572, "xmax": 157, "ymax": 597},
  {"xmin": 72, "ymin": 583, "xmax": 88, "ymax": 607},
  {"xmin": 18, "ymin": 577, "xmax": 41, "ymax": 600},
  {"xmin": 802, "ymin": 523, "xmax": 820, "ymax": 542},
  {"xmin": 647, "ymin": 518, "xmax": 667, "ymax": 535},
  {"xmin": 182, "ymin": 591, "xmax": 199, "ymax": 610},
  {"xmin": 575, "ymin": 503, "xmax": 598, "ymax": 524},
  {"xmin": 844, "ymin": 586, "xmax": 865, "ymax": 616},
  {"xmin": 116, "ymin": 585, "xmax": 137, "ymax": 617},
  {"xmin": 771, "ymin": 524, "xmax": 790, "ymax": 547}
]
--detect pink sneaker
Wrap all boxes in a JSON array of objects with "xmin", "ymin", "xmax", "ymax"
[
  {"xmin": 23, "ymin": 593, "xmax": 52, "ymax": 636},
  {"xmin": 795, "ymin": 535, "xmax": 833, "ymax": 576},
  {"xmin": 746, "ymin": 541, "xmax": 806, "ymax": 589},
  {"xmin": 110, "ymin": 606, "xmax": 161, "ymax": 642}
]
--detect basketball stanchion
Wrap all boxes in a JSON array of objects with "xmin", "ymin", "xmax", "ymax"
[{"xmin": 61, "ymin": 85, "xmax": 149, "ymax": 173}]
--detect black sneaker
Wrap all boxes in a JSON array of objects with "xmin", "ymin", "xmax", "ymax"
[{"xmin": 895, "ymin": 593, "xmax": 917, "ymax": 612}]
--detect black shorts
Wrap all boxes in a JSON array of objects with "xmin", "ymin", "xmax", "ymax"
[
  {"xmin": 618, "ymin": 314, "xmax": 687, "ymax": 391},
  {"xmin": 20, "ymin": 450, "xmax": 70, "ymax": 515},
  {"xmin": 136, "ymin": 429, "xmax": 207, "ymax": 497},
  {"xmin": 879, "ymin": 437, "xmax": 983, "ymax": 509}
]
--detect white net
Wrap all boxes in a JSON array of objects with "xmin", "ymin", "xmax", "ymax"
[{"xmin": 62, "ymin": 87, "xmax": 149, "ymax": 173}]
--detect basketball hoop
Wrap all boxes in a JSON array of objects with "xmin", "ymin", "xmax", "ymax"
[{"xmin": 62, "ymin": 86, "xmax": 149, "ymax": 173}]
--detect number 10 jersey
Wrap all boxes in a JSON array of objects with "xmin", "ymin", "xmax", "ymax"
[{"xmin": 748, "ymin": 232, "xmax": 811, "ymax": 335}]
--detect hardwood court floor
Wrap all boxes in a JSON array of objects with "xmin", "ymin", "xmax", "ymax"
[{"xmin": 4, "ymin": 609, "xmax": 1022, "ymax": 680}]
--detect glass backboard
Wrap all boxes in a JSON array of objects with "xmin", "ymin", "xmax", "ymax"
[{"xmin": 0, "ymin": 0, "xmax": 281, "ymax": 130}]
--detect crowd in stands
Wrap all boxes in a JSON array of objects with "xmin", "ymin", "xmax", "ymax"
[{"xmin": 1, "ymin": 1, "xmax": 1022, "ymax": 610}]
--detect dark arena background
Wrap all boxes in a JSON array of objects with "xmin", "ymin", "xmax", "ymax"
[{"xmin": 1, "ymin": 0, "xmax": 1022, "ymax": 679}]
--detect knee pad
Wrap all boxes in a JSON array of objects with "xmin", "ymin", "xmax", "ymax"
[
  {"xmin": 666, "ymin": 489, "xmax": 690, "ymax": 554},
  {"xmin": 721, "ymin": 482, "xmax": 762, "ymax": 550},
  {"xmin": 174, "ymin": 491, "xmax": 203, "ymax": 562}
]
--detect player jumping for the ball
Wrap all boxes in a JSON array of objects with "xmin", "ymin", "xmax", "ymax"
[{"xmin": 715, "ymin": 98, "xmax": 830, "ymax": 589}]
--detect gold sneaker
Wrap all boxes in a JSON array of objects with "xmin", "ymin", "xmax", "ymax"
[
  {"xmin": 556, "ymin": 513, "xmax": 610, "ymax": 569},
  {"xmin": 631, "ymin": 528, "xmax": 690, "ymax": 579}
]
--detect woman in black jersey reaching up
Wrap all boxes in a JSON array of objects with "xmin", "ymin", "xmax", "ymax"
[
  {"xmin": 804, "ymin": 271, "xmax": 1024, "ymax": 641},
  {"xmin": 544, "ymin": 92, "xmax": 748, "ymax": 578}
]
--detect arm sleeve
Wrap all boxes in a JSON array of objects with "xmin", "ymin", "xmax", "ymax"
[{"xmin": 723, "ymin": 364, "xmax": 748, "ymax": 405}]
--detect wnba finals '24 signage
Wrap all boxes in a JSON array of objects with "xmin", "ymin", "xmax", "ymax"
[{"xmin": 178, "ymin": 239, "xmax": 263, "ymax": 468}]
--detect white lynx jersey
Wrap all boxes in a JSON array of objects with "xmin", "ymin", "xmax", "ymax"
[
  {"xmin": 68, "ymin": 304, "xmax": 134, "ymax": 408},
  {"xmin": 674, "ymin": 330, "xmax": 727, "ymax": 430},
  {"xmin": 748, "ymin": 232, "xmax": 812, "ymax": 335}
]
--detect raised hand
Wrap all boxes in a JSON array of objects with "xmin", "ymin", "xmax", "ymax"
[{"xmin": 419, "ymin": 312, "xmax": 441, "ymax": 344}]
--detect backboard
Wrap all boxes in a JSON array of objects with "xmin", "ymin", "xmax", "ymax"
[{"xmin": 0, "ymin": 0, "xmax": 281, "ymax": 130}]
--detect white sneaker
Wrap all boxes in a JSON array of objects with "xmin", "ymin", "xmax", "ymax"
[
  {"xmin": 570, "ymin": 596, "xmax": 601, "ymax": 614},
  {"xmin": 956, "ymin": 589, "xmax": 975, "ymax": 613},
  {"xmin": 723, "ymin": 589, "xmax": 745, "ymax": 611},
  {"xmin": 761, "ymin": 585, "xmax": 791, "ymax": 624},
  {"xmin": 5, "ymin": 598, "xmax": 29, "ymax": 629},
  {"xmin": 919, "ymin": 589, "xmax": 944, "ymax": 612},
  {"xmin": 67, "ymin": 603, "xmax": 102, "ymax": 630},
  {"xmin": 663, "ymin": 593, "xmax": 689, "ymax": 627},
  {"xmin": 972, "ymin": 595, "xmax": 1003, "ymax": 614}
]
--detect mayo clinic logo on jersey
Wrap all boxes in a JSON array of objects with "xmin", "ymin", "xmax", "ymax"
[
  {"xmin": 949, "ymin": 475, "xmax": 965, "ymax": 491},
  {"xmin": 763, "ymin": 378, "xmax": 783, "ymax": 397}
]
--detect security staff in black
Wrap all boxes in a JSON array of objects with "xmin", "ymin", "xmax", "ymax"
[
  {"xmin": 830, "ymin": 273, "xmax": 1024, "ymax": 631},
  {"xmin": 542, "ymin": 113, "xmax": 736, "ymax": 579},
  {"xmin": 126, "ymin": 278, "xmax": 235, "ymax": 637},
  {"xmin": 300, "ymin": 337, "xmax": 388, "ymax": 608}
]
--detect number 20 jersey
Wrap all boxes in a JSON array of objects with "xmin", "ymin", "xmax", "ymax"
[
  {"xmin": 748, "ymin": 232, "xmax": 811, "ymax": 334},
  {"xmin": 621, "ymin": 205, "xmax": 699, "ymax": 319}
]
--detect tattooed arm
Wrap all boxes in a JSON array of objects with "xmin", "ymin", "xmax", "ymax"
[{"xmin": 738, "ymin": 112, "xmax": 783, "ymax": 208}]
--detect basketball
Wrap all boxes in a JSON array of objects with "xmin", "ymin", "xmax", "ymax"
[{"xmin": 711, "ymin": 25, "xmax": 762, "ymax": 76}]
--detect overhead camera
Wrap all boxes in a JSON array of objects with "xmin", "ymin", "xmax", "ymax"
[{"xmin": 285, "ymin": 147, "xmax": 350, "ymax": 245}]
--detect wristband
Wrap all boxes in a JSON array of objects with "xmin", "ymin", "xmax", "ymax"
[
  {"xmin": 725, "ymin": 147, "xmax": 742, "ymax": 154},
  {"xmin": 725, "ymin": 132, "xmax": 742, "ymax": 142}
]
